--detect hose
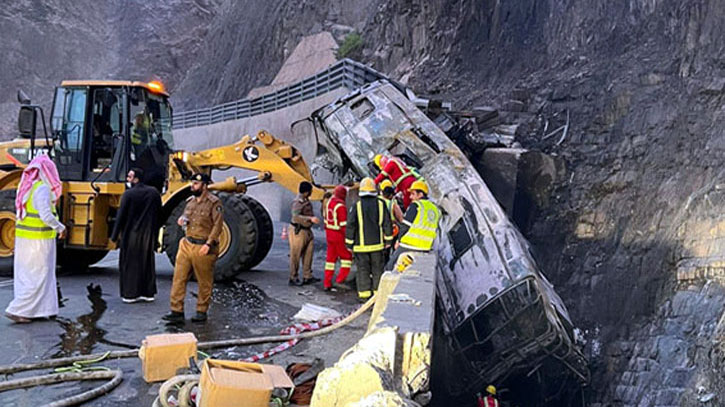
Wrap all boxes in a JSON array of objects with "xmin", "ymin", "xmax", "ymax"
[
  {"xmin": 177, "ymin": 379, "xmax": 200, "ymax": 407},
  {"xmin": 198, "ymin": 293, "xmax": 376, "ymax": 350},
  {"xmin": 0, "ymin": 294, "xmax": 377, "ymax": 376},
  {"xmin": 0, "ymin": 295, "xmax": 377, "ymax": 406},
  {"xmin": 0, "ymin": 370, "xmax": 123, "ymax": 407},
  {"xmin": 0, "ymin": 350, "xmax": 137, "ymax": 375}
]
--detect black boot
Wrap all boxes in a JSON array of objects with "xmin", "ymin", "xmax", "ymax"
[
  {"xmin": 191, "ymin": 312, "xmax": 207, "ymax": 323},
  {"xmin": 162, "ymin": 311, "xmax": 184, "ymax": 322}
]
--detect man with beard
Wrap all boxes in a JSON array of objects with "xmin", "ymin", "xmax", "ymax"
[
  {"xmin": 110, "ymin": 168, "xmax": 162, "ymax": 303},
  {"xmin": 163, "ymin": 173, "xmax": 223, "ymax": 323}
]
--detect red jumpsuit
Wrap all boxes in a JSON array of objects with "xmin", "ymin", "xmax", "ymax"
[
  {"xmin": 374, "ymin": 157, "xmax": 418, "ymax": 210},
  {"xmin": 477, "ymin": 395, "xmax": 499, "ymax": 407},
  {"xmin": 324, "ymin": 186, "xmax": 353, "ymax": 289}
]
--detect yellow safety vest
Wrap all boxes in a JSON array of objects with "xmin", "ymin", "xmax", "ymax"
[
  {"xmin": 16, "ymin": 181, "xmax": 58, "ymax": 240},
  {"xmin": 400, "ymin": 199, "xmax": 440, "ymax": 251}
]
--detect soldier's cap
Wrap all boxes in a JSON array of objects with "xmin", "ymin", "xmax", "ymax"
[{"xmin": 191, "ymin": 173, "xmax": 212, "ymax": 184}]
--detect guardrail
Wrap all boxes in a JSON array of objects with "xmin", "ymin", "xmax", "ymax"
[{"xmin": 172, "ymin": 59, "xmax": 387, "ymax": 129}]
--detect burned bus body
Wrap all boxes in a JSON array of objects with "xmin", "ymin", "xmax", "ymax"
[{"xmin": 296, "ymin": 80, "xmax": 589, "ymax": 398}]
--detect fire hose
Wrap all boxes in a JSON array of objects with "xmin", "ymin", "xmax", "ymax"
[{"xmin": 0, "ymin": 294, "xmax": 377, "ymax": 406}]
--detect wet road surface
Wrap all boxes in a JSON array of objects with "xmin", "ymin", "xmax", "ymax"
[{"xmin": 0, "ymin": 222, "xmax": 366, "ymax": 406}]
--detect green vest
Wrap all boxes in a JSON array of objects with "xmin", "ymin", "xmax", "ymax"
[
  {"xmin": 16, "ymin": 181, "xmax": 58, "ymax": 240},
  {"xmin": 400, "ymin": 199, "xmax": 440, "ymax": 251}
]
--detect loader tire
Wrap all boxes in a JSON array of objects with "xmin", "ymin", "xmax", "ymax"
[
  {"xmin": 163, "ymin": 193, "xmax": 260, "ymax": 282},
  {"xmin": 57, "ymin": 248, "xmax": 109, "ymax": 270},
  {"xmin": 0, "ymin": 190, "xmax": 16, "ymax": 276},
  {"xmin": 237, "ymin": 195, "xmax": 273, "ymax": 270}
]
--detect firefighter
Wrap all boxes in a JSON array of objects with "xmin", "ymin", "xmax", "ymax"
[
  {"xmin": 379, "ymin": 179, "xmax": 403, "ymax": 262},
  {"xmin": 373, "ymin": 154, "xmax": 421, "ymax": 210},
  {"xmin": 163, "ymin": 173, "xmax": 223, "ymax": 323},
  {"xmin": 345, "ymin": 177, "xmax": 393, "ymax": 302},
  {"xmin": 387, "ymin": 180, "xmax": 440, "ymax": 269},
  {"xmin": 476, "ymin": 385, "xmax": 499, "ymax": 407},
  {"xmin": 288, "ymin": 181, "xmax": 321, "ymax": 286},
  {"xmin": 323, "ymin": 185, "xmax": 353, "ymax": 291}
]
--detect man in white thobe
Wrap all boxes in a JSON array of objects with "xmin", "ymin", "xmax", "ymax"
[{"xmin": 5, "ymin": 155, "xmax": 65, "ymax": 323}]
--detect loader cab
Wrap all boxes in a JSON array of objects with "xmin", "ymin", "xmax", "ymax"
[{"xmin": 49, "ymin": 80, "xmax": 174, "ymax": 190}]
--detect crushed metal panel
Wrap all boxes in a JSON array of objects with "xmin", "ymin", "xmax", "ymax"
[{"xmin": 308, "ymin": 80, "xmax": 589, "ymax": 394}]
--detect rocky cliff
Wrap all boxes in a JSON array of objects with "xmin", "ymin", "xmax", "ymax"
[
  {"xmin": 0, "ymin": 0, "xmax": 222, "ymax": 137},
  {"xmin": 5, "ymin": 0, "xmax": 725, "ymax": 405}
]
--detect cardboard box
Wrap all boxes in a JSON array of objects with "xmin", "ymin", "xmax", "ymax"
[
  {"xmin": 199, "ymin": 359, "xmax": 294, "ymax": 407},
  {"xmin": 139, "ymin": 333, "xmax": 197, "ymax": 383}
]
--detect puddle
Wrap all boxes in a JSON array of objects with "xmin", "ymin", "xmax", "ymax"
[{"xmin": 51, "ymin": 284, "xmax": 134, "ymax": 358}]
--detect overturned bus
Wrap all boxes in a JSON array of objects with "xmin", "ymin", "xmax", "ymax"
[{"xmin": 292, "ymin": 80, "xmax": 589, "ymax": 400}]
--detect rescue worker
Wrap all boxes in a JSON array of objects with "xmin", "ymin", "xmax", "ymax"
[
  {"xmin": 345, "ymin": 177, "xmax": 393, "ymax": 302},
  {"xmin": 163, "ymin": 173, "xmax": 223, "ymax": 323},
  {"xmin": 387, "ymin": 180, "xmax": 440, "ymax": 270},
  {"xmin": 379, "ymin": 179, "xmax": 403, "ymax": 262},
  {"xmin": 323, "ymin": 185, "xmax": 353, "ymax": 291},
  {"xmin": 289, "ymin": 181, "xmax": 321, "ymax": 286},
  {"xmin": 476, "ymin": 385, "xmax": 499, "ymax": 407},
  {"xmin": 373, "ymin": 154, "xmax": 420, "ymax": 210}
]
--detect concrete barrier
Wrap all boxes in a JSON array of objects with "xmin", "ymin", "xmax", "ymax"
[{"xmin": 311, "ymin": 252, "xmax": 437, "ymax": 407}]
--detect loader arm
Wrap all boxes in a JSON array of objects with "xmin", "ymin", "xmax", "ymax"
[{"xmin": 172, "ymin": 130, "xmax": 327, "ymax": 201}]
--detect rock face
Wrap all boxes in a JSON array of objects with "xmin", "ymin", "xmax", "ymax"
[
  {"xmin": 9, "ymin": 1, "xmax": 725, "ymax": 405},
  {"xmin": 0, "ymin": 0, "xmax": 222, "ymax": 137}
]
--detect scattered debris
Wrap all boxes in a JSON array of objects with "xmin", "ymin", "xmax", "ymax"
[
  {"xmin": 293, "ymin": 303, "xmax": 342, "ymax": 322},
  {"xmin": 286, "ymin": 359, "xmax": 325, "ymax": 405}
]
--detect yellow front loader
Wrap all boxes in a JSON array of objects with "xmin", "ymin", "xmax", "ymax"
[{"xmin": 0, "ymin": 81, "xmax": 327, "ymax": 280}]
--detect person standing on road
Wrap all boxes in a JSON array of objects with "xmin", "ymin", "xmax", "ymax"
[
  {"xmin": 387, "ymin": 180, "xmax": 440, "ymax": 270},
  {"xmin": 345, "ymin": 177, "xmax": 393, "ymax": 302},
  {"xmin": 162, "ymin": 173, "xmax": 223, "ymax": 323},
  {"xmin": 288, "ymin": 181, "xmax": 321, "ymax": 286},
  {"xmin": 5, "ymin": 154, "xmax": 65, "ymax": 323},
  {"xmin": 110, "ymin": 168, "xmax": 162, "ymax": 303},
  {"xmin": 323, "ymin": 185, "xmax": 353, "ymax": 291}
]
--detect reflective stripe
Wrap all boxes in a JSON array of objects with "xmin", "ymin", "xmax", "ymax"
[
  {"xmin": 324, "ymin": 262, "xmax": 335, "ymax": 270},
  {"xmin": 357, "ymin": 201, "xmax": 365, "ymax": 247},
  {"xmin": 340, "ymin": 260, "xmax": 352, "ymax": 267},
  {"xmin": 399, "ymin": 200, "xmax": 440, "ymax": 251},
  {"xmin": 358, "ymin": 290, "xmax": 372, "ymax": 299},
  {"xmin": 16, "ymin": 224, "xmax": 53, "ymax": 232},
  {"xmin": 390, "ymin": 158, "xmax": 413, "ymax": 187},
  {"xmin": 352, "ymin": 200, "xmax": 387, "ymax": 252},
  {"xmin": 16, "ymin": 181, "xmax": 58, "ymax": 240},
  {"xmin": 325, "ymin": 201, "xmax": 345, "ymax": 230}
]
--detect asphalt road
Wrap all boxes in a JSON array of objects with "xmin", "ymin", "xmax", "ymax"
[{"xmin": 0, "ymin": 222, "xmax": 366, "ymax": 406}]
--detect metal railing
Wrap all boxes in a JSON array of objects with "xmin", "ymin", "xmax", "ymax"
[{"xmin": 172, "ymin": 59, "xmax": 388, "ymax": 129}]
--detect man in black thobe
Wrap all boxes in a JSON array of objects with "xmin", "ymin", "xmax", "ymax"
[{"xmin": 111, "ymin": 168, "xmax": 162, "ymax": 303}]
